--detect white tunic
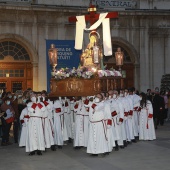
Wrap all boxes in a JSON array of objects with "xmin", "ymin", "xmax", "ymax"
[
  {"xmin": 139, "ymin": 101, "xmax": 156, "ymax": 140},
  {"xmin": 63, "ymin": 99, "xmax": 73, "ymax": 139},
  {"xmin": 53, "ymin": 100, "xmax": 68, "ymax": 145},
  {"xmin": 132, "ymin": 94, "xmax": 141, "ymax": 136},
  {"xmin": 26, "ymin": 102, "xmax": 46, "ymax": 152},
  {"xmin": 87, "ymin": 101, "xmax": 108, "ymax": 154},
  {"xmin": 60, "ymin": 99, "xmax": 69, "ymax": 141},
  {"xmin": 42, "ymin": 100, "xmax": 54, "ymax": 148},
  {"xmin": 117, "ymin": 97, "xmax": 126, "ymax": 146},
  {"xmin": 119, "ymin": 96, "xmax": 128, "ymax": 141},
  {"xmin": 110, "ymin": 98, "xmax": 120, "ymax": 141},
  {"xmin": 70, "ymin": 99, "xmax": 76, "ymax": 139},
  {"xmin": 19, "ymin": 107, "xmax": 29, "ymax": 147},
  {"xmin": 125, "ymin": 95, "xmax": 135, "ymax": 141},
  {"xmin": 74, "ymin": 100, "xmax": 89, "ymax": 147},
  {"xmin": 103, "ymin": 100, "xmax": 115, "ymax": 152}
]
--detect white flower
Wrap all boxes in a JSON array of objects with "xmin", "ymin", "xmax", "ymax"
[
  {"xmin": 86, "ymin": 71, "xmax": 89, "ymax": 76},
  {"xmin": 110, "ymin": 70, "xmax": 114, "ymax": 76}
]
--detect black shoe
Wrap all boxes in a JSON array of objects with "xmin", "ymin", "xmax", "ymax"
[
  {"xmin": 120, "ymin": 146, "xmax": 124, "ymax": 149},
  {"xmin": 1, "ymin": 142, "xmax": 7, "ymax": 146},
  {"xmin": 127, "ymin": 141, "xmax": 132, "ymax": 145},
  {"xmin": 58, "ymin": 146, "xmax": 63, "ymax": 149},
  {"xmin": 91, "ymin": 154, "xmax": 98, "ymax": 156},
  {"xmin": 51, "ymin": 145, "xmax": 56, "ymax": 151},
  {"xmin": 105, "ymin": 152, "xmax": 110, "ymax": 155},
  {"xmin": 68, "ymin": 138, "xmax": 72, "ymax": 143},
  {"xmin": 101, "ymin": 153, "xmax": 106, "ymax": 157},
  {"xmin": 123, "ymin": 141, "xmax": 127, "ymax": 147},
  {"xmin": 29, "ymin": 151, "xmax": 35, "ymax": 156},
  {"xmin": 132, "ymin": 139, "xmax": 137, "ymax": 143},
  {"xmin": 135, "ymin": 136, "xmax": 139, "ymax": 141},
  {"xmin": 114, "ymin": 146, "xmax": 119, "ymax": 151},
  {"xmin": 37, "ymin": 150, "xmax": 42, "ymax": 155}
]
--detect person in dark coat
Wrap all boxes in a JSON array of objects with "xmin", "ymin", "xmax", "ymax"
[
  {"xmin": 152, "ymin": 89, "xmax": 165, "ymax": 129},
  {"xmin": 1, "ymin": 97, "xmax": 15, "ymax": 146}
]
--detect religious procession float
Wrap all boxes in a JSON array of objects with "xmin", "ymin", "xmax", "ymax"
[{"xmin": 48, "ymin": 4, "xmax": 124, "ymax": 97}]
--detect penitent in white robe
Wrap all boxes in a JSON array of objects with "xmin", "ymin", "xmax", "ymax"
[
  {"xmin": 87, "ymin": 101, "xmax": 108, "ymax": 154},
  {"xmin": 42, "ymin": 100, "xmax": 54, "ymax": 148},
  {"xmin": 103, "ymin": 100, "xmax": 115, "ymax": 152},
  {"xmin": 19, "ymin": 107, "xmax": 30, "ymax": 147},
  {"xmin": 26, "ymin": 102, "xmax": 46, "ymax": 152},
  {"xmin": 74, "ymin": 100, "xmax": 89, "ymax": 147},
  {"xmin": 139, "ymin": 101, "xmax": 156, "ymax": 140}
]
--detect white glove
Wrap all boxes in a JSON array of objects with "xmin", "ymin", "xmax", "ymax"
[
  {"xmin": 128, "ymin": 115, "xmax": 132, "ymax": 119},
  {"xmin": 118, "ymin": 121, "xmax": 123, "ymax": 125},
  {"xmin": 107, "ymin": 125, "xmax": 112, "ymax": 129}
]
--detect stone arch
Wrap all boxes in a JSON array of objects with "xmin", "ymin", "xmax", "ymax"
[
  {"xmin": 0, "ymin": 33, "xmax": 38, "ymax": 63},
  {"xmin": 0, "ymin": 33, "xmax": 38, "ymax": 90}
]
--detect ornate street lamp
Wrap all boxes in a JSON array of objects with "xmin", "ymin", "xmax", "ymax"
[
  {"xmin": 115, "ymin": 47, "xmax": 124, "ymax": 71},
  {"xmin": 48, "ymin": 44, "xmax": 58, "ymax": 77}
]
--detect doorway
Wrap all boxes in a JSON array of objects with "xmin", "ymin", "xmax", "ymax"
[{"xmin": 0, "ymin": 40, "xmax": 33, "ymax": 92}]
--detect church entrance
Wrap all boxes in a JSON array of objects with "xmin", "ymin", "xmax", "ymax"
[{"xmin": 0, "ymin": 40, "xmax": 33, "ymax": 93}]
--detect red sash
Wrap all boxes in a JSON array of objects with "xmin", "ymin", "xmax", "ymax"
[
  {"xmin": 55, "ymin": 108, "xmax": 61, "ymax": 113},
  {"xmin": 21, "ymin": 120, "xmax": 24, "ymax": 124},
  {"xmin": 129, "ymin": 110, "xmax": 133, "ymax": 116},
  {"xmin": 119, "ymin": 118, "xmax": 123, "ymax": 122},
  {"xmin": 124, "ymin": 112, "xmax": 128, "ymax": 117},
  {"xmin": 91, "ymin": 103, "xmax": 97, "ymax": 109},
  {"xmin": 107, "ymin": 119, "xmax": 112, "ymax": 125},
  {"xmin": 37, "ymin": 103, "xmax": 43, "ymax": 109},
  {"xmin": 111, "ymin": 111, "xmax": 117, "ymax": 117},
  {"xmin": 31, "ymin": 103, "xmax": 37, "ymax": 109},
  {"xmin": 24, "ymin": 115, "xmax": 30, "ymax": 119},
  {"xmin": 148, "ymin": 113, "xmax": 153, "ymax": 118},
  {"xmin": 43, "ymin": 101, "xmax": 49, "ymax": 106},
  {"xmin": 84, "ymin": 99, "xmax": 89, "ymax": 105},
  {"xmin": 74, "ymin": 103, "xmax": 79, "ymax": 109}
]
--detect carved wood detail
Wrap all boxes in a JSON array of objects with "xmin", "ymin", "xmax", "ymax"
[{"xmin": 49, "ymin": 77, "xmax": 124, "ymax": 97}]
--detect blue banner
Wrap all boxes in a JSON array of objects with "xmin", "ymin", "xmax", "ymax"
[{"xmin": 46, "ymin": 40, "xmax": 81, "ymax": 92}]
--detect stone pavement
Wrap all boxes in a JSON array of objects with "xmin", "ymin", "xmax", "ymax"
[{"xmin": 0, "ymin": 122, "xmax": 170, "ymax": 170}]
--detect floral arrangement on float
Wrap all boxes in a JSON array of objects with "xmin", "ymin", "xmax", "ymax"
[{"xmin": 54, "ymin": 66, "xmax": 122, "ymax": 80}]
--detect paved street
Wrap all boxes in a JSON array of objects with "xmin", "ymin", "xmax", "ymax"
[{"xmin": 0, "ymin": 122, "xmax": 170, "ymax": 170}]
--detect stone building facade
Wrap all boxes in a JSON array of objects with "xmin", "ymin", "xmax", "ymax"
[{"xmin": 0, "ymin": 0, "xmax": 169, "ymax": 92}]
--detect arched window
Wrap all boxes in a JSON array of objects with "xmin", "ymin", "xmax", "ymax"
[{"xmin": 0, "ymin": 41, "xmax": 30, "ymax": 61}]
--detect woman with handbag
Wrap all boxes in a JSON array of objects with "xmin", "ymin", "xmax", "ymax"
[{"xmin": 0, "ymin": 97, "xmax": 15, "ymax": 146}]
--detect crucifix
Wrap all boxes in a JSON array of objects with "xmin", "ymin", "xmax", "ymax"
[
  {"xmin": 68, "ymin": 3, "xmax": 118, "ymax": 26},
  {"xmin": 68, "ymin": 1, "xmax": 119, "ymax": 69}
]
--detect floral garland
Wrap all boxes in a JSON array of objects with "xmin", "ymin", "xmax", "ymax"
[{"xmin": 54, "ymin": 67, "xmax": 122, "ymax": 80}]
